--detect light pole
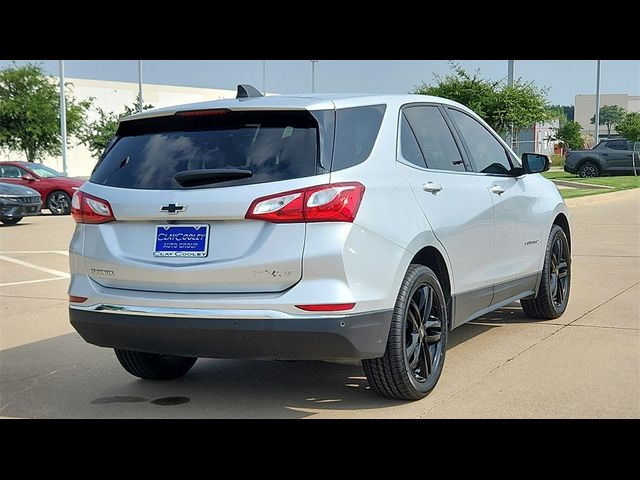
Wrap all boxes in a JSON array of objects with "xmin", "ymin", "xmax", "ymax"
[
  {"xmin": 262, "ymin": 60, "xmax": 266, "ymax": 95},
  {"xmin": 507, "ymin": 60, "xmax": 515, "ymax": 87},
  {"xmin": 58, "ymin": 60, "xmax": 68, "ymax": 176},
  {"xmin": 310, "ymin": 60, "xmax": 319, "ymax": 93},
  {"xmin": 594, "ymin": 60, "xmax": 601, "ymax": 143},
  {"xmin": 137, "ymin": 60, "xmax": 144, "ymax": 112},
  {"xmin": 507, "ymin": 60, "xmax": 515, "ymax": 150}
]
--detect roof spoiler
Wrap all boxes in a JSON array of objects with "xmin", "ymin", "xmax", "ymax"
[{"xmin": 236, "ymin": 84, "xmax": 263, "ymax": 99}]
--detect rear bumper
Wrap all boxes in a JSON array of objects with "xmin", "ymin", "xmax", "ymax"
[
  {"xmin": 563, "ymin": 164, "xmax": 576, "ymax": 174},
  {"xmin": 69, "ymin": 307, "xmax": 392, "ymax": 361}
]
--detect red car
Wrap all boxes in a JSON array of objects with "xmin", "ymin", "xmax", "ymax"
[{"xmin": 0, "ymin": 162, "xmax": 85, "ymax": 215}]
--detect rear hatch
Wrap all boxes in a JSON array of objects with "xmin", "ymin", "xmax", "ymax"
[{"xmin": 82, "ymin": 108, "xmax": 331, "ymax": 293}]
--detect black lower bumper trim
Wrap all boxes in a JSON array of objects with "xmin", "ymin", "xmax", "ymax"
[{"xmin": 69, "ymin": 308, "xmax": 392, "ymax": 361}]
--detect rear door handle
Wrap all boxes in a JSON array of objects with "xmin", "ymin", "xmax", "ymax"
[
  {"xmin": 489, "ymin": 185, "xmax": 506, "ymax": 195},
  {"xmin": 602, "ymin": 153, "xmax": 609, "ymax": 156},
  {"xmin": 423, "ymin": 181, "xmax": 443, "ymax": 193}
]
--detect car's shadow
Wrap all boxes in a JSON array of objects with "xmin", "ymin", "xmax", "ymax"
[{"xmin": 0, "ymin": 304, "xmax": 536, "ymax": 418}]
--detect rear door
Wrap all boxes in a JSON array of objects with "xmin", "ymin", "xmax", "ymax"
[
  {"xmin": 82, "ymin": 109, "xmax": 330, "ymax": 294},
  {"xmin": 395, "ymin": 104, "xmax": 496, "ymax": 319},
  {"xmin": 603, "ymin": 140, "xmax": 634, "ymax": 172}
]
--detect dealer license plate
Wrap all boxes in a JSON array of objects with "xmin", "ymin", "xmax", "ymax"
[{"xmin": 154, "ymin": 225, "xmax": 209, "ymax": 257}]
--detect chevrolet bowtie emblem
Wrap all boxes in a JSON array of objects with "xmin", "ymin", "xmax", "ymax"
[{"xmin": 161, "ymin": 204, "xmax": 187, "ymax": 214}]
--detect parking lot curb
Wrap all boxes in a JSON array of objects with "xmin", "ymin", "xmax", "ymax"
[{"xmin": 564, "ymin": 188, "xmax": 640, "ymax": 207}]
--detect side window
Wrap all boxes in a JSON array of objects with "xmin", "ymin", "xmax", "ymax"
[
  {"xmin": 399, "ymin": 113, "xmax": 427, "ymax": 168},
  {"xmin": 448, "ymin": 109, "xmax": 512, "ymax": 175},
  {"xmin": 403, "ymin": 106, "xmax": 465, "ymax": 172},
  {"xmin": 0, "ymin": 166, "xmax": 22, "ymax": 178},
  {"xmin": 606, "ymin": 140, "xmax": 627, "ymax": 150},
  {"xmin": 332, "ymin": 105, "xmax": 386, "ymax": 171}
]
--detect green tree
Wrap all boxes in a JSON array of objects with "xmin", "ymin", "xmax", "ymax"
[
  {"xmin": 614, "ymin": 112, "xmax": 640, "ymax": 142},
  {"xmin": 413, "ymin": 62, "xmax": 551, "ymax": 137},
  {"xmin": 78, "ymin": 96, "xmax": 153, "ymax": 158},
  {"xmin": 590, "ymin": 105, "xmax": 626, "ymax": 137},
  {"xmin": 491, "ymin": 81, "xmax": 552, "ymax": 135},
  {"xmin": 616, "ymin": 112, "xmax": 640, "ymax": 176},
  {"xmin": 549, "ymin": 104, "xmax": 574, "ymax": 124},
  {"xmin": 413, "ymin": 63, "xmax": 499, "ymax": 121},
  {"xmin": 554, "ymin": 121, "xmax": 584, "ymax": 151},
  {"xmin": 0, "ymin": 62, "xmax": 91, "ymax": 162}
]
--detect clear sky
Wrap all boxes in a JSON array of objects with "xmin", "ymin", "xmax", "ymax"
[{"xmin": 1, "ymin": 60, "xmax": 638, "ymax": 106}]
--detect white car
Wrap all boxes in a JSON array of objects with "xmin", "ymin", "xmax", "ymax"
[{"xmin": 68, "ymin": 85, "xmax": 571, "ymax": 400}]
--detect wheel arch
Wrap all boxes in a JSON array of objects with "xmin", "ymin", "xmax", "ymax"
[
  {"xmin": 409, "ymin": 245, "xmax": 453, "ymax": 329},
  {"xmin": 576, "ymin": 157, "xmax": 603, "ymax": 175},
  {"xmin": 553, "ymin": 212, "xmax": 571, "ymax": 249}
]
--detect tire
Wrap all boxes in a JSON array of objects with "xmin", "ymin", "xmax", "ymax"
[
  {"xmin": 46, "ymin": 190, "xmax": 71, "ymax": 215},
  {"xmin": 1, "ymin": 217, "xmax": 22, "ymax": 225},
  {"xmin": 578, "ymin": 161, "xmax": 600, "ymax": 178},
  {"xmin": 363, "ymin": 265, "xmax": 448, "ymax": 401},
  {"xmin": 521, "ymin": 225, "xmax": 571, "ymax": 319},
  {"xmin": 114, "ymin": 349, "xmax": 197, "ymax": 380}
]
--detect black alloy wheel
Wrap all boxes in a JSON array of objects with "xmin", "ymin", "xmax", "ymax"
[
  {"xmin": 578, "ymin": 162, "xmax": 599, "ymax": 178},
  {"xmin": 521, "ymin": 225, "xmax": 571, "ymax": 319},
  {"xmin": 363, "ymin": 265, "xmax": 448, "ymax": 401},
  {"xmin": 405, "ymin": 283, "xmax": 444, "ymax": 384}
]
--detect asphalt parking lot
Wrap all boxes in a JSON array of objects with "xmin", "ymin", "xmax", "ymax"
[{"xmin": 1, "ymin": 190, "xmax": 638, "ymax": 419}]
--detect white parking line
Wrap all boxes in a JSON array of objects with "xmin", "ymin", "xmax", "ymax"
[
  {"xmin": 0, "ymin": 254, "xmax": 69, "ymax": 278},
  {"xmin": 0, "ymin": 250, "xmax": 68, "ymax": 255},
  {"xmin": 0, "ymin": 277, "xmax": 69, "ymax": 287}
]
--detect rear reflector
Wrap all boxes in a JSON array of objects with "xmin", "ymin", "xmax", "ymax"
[
  {"xmin": 71, "ymin": 191, "xmax": 115, "ymax": 224},
  {"xmin": 295, "ymin": 303, "xmax": 356, "ymax": 312},
  {"xmin": 69, "ymin": 295, "xmax": 87, "ymax": 303},
  {"xmin": 246, "ymin": 182, "xmax": 365, "ymax": 223}
]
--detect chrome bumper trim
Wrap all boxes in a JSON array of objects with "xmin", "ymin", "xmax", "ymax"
[{"xmin": 69, "ymin": 303, "xmax": 358, "ymax": 320}]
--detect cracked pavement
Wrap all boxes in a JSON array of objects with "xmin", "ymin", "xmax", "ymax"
[{"xmin": 1, "ymin": 190, "xmax": 638, "ymax": 418}]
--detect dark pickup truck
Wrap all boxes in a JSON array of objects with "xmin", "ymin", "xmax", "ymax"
[
  {"xmin": 565, "ymin": 138, "xmax": 638, "ymax": 177},
  {"xmin": 564, "ymin": 138, "xmax": 640, "ymax": 178}
]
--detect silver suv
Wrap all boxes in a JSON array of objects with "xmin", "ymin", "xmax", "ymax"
[{"xmin": 69, "ymin": 86, "xmax": 571, "ymax": 400}]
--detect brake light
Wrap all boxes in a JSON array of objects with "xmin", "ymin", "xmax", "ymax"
[
  {"xmin": 69, "ymin": 295, "xmax": 87, "ymax": 303},
  {"xmin": 245, "ymin": 182, "xmax": 365, "ymax": 223},
  {"xmin": 71, "ymin": 191, "xmax": 115, "ymax": 224},
  {"xmin": 296, "ymin": 303, "xmax": 356, "ymax": 312},
  {"xmin": 175, "ymin": 108, "xmax": 231, "ymax": 117}
]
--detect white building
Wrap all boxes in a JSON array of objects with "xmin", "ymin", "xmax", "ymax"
[
  {"xmin": 574, "ymin": 93, "xmax": 640, "ymax": 139},
  {"xmin": 2, "ymin": 78, "xmax": 238, "ymax": 177}
]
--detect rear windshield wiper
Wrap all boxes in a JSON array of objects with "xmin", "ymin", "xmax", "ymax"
[{"xmin": 173, "ymin": 169, "xmax": 253, "ymax": 187}]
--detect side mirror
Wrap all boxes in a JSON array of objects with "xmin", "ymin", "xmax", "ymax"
[
  {"xmin": 22, "ymin": 173, "xmax": 36, "ymax": 181},
  {"xmin": 522, "ymin": 153, "xmax": 550, "ymax": 174}
]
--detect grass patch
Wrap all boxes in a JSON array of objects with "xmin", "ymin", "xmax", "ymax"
[
  {"xmin": 542, "ymin": 172, "xmax": 640, "ymax": 199},
  {"xmin": 557, "ymin": 189, "xmax": 610, "ymax": 200}
]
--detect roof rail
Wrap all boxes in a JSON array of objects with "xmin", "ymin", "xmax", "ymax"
[{"xmin": 236, "ymin": 84, "xmax": 263, "ymax": 99}]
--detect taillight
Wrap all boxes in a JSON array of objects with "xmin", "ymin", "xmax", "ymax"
[
  {"xmin": 245, "ymin": 182, "xmax": 365, "ymax": 223},
  {"xmin": 71, "ymin": 191, "xmax": 115, "ymax": 224}
]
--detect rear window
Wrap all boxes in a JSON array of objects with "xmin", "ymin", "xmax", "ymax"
[
  {"xmin": 90, "ymin": 110, "xmax": 321, "ymax": 190},
  {"xmin": 606, "ymin": 140, "xmax": 628, "ymax": 150}
]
